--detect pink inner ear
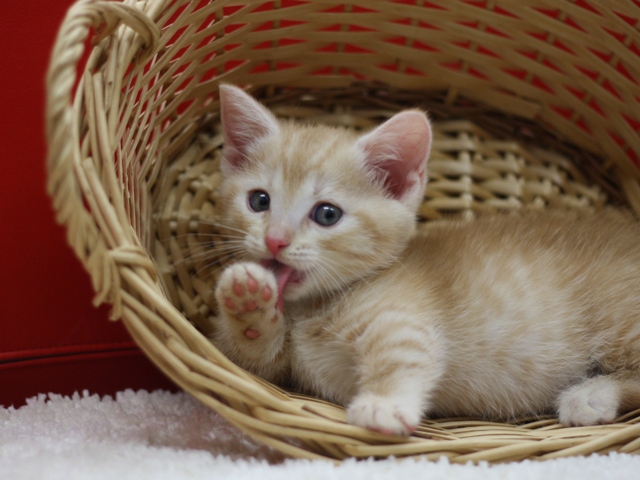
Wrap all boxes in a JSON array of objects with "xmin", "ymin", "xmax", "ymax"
[
  {"xmin": 357, "ymin": 110, "xmax": 432, "ymax": 199},
  {"xmin": 219, "ymin": 84, "xmax": 279, "ymax": 169}
]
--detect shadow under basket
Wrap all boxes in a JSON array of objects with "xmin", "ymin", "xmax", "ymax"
[{"xmin": 46, "ymin": 0, "xmax": 640, "ymax": 463}]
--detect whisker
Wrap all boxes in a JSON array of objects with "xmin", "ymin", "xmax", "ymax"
[
  {"xmin": 192, "ymin": 252, "xmax": 251, "ymax": 279},
  {"xmin": 367, "ymin": 244, "xmax": 407, "ymax": 271},
  {"xmin": 182, "ymin": 246, "xmax": 247, "ymax": 263},
  {"xmin": 191, "ymin": 242, "xmax": 246, "ymax": 252},
  {"xmin": 310, "ymin": 257, "xmax": 346, "ymax": 300},
  {"xmin": 172, "ymin": 233, "xmax": 247, "ymax": 241},
  {"xmin": 175, "ymin": 237, "xmax": 246, "ymax": 249},
  {"xmin": 180, "ymin": 240, "xmax": 246, "ymax": 253},
  {"xmin": 196, "ymin": 220, "xmax": 250, "ymax": 237}
]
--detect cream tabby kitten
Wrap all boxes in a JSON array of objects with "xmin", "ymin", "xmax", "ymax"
[{"xmin": 211, "ymin": 84, "xmax": 640, "ymax": 436}]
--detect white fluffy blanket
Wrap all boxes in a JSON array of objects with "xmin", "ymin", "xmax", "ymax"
[{"xmin": 1, "ymin": 390, "xmax": 639, "ymax": 479}]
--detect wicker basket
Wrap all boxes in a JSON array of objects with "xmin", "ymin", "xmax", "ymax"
[{"xmin": 46, "ymin": 0, "xmax": 640, "ymax": 463}]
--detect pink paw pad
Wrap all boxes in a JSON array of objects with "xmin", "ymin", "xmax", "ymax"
[
  {"xmin": 224, "ymin": 297, "xmax": 236, "ymax": 310},
  {"xmin": 232, "ymin": 281, "xmax": 245, "ymax": 296},
  {"xmin": 247, "ymin": 277, "xmax": 258, "ymax": 294},
  {"xmin": 262, "ymin": 286, "xmax": 272, "ymax": 302},
  {"xmin": 244, "ymin": 327, "xmax": 260, "ymax": 339},
  {"xmin": 244, "ymin": 300, "xmax": 257, "ymax": 312}
]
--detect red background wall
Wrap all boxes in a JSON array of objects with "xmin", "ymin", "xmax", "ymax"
[{"xmin": 0, "ymin": 1, "xmax": 175, "ymax": 407}]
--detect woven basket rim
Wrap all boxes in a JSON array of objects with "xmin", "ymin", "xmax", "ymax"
[{"xmin": 45, "ymin": 0, "xmax": 640, "ymax": 463}]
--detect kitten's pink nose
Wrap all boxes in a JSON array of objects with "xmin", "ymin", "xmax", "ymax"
[{"xmin": 265, "ymin": 235, "xmax": 290, "ymax": 257}]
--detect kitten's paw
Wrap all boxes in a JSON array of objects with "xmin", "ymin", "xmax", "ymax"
[
  {"xmin": 347, "ymin": 393, "xmax": 421, "ymax": 436},
  {"xmin": 215, "ymin": 262, "xmax": 278, "ymax": 339},
  {"xmin": 557, "ymin": 378, "xmax": 619, "ymax": 426}
]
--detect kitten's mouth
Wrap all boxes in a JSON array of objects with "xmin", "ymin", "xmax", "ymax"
[{"xmin": 259, "ymin": 259, "xmax": 304, "ymax": 312}]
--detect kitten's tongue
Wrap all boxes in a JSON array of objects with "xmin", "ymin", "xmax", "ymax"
[{"xmin": 260, "ymin": 260, "xmax": 294, "ymax": 312}]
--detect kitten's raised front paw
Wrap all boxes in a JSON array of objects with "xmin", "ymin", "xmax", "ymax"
[
  {"xmin": 215, "ymin": 262, "xmax": 278, "ymax": 339},
  {"xmin": 557, "ymin": 378, "xmax": 619, "ymax": 426},
  {"xmin": 347, "ymin": 393, "xmax": 421, "ymax": 436}
]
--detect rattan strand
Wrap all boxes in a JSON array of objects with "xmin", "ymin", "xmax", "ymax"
[{"xmin": 46, "ymin": 0, "xmax": 640, "ymax": 463}]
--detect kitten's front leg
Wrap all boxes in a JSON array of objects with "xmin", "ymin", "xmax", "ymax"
[
  {"xmin": 212, "ymin": 262, "xmax": 289, "ymax": 382},
  {"xmin": 347, "ymin": 313, "xmax": 445, "ymax": 436}
]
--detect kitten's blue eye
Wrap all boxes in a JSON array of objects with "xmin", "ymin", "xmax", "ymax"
[
  {"xmin": 248, "ymin": 190, "xmax": 270, "ymax": 212},
  {"xmin": 312, "ymin": 203, "xmax": 342, "ymax": 227}
]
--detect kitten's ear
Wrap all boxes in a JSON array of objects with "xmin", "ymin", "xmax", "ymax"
[
  {"xmin": 219, "ymin": 84, "xmax": 279, "ymax": 172},
  {"xmin": 356, "ymin": 110, "xmax": 432, "ymax": 208}
]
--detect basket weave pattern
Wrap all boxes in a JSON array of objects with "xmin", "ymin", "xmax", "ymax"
[{"xmin": 46, "ymin": 0, "xmax": 640, "ymax": 462}]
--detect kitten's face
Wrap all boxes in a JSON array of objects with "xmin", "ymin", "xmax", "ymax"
[
  {"xmin": 219, "ymin": 123, "xmax": 418, "ymax": 301},
  {"xmin": 217, "ymin": 85, "xmax": 432, "ymax": 302}
]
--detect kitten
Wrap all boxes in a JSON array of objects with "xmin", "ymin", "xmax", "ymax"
[{"xmin": 210, "ymin": 84, "xmax": 640, "ymax": 436}]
